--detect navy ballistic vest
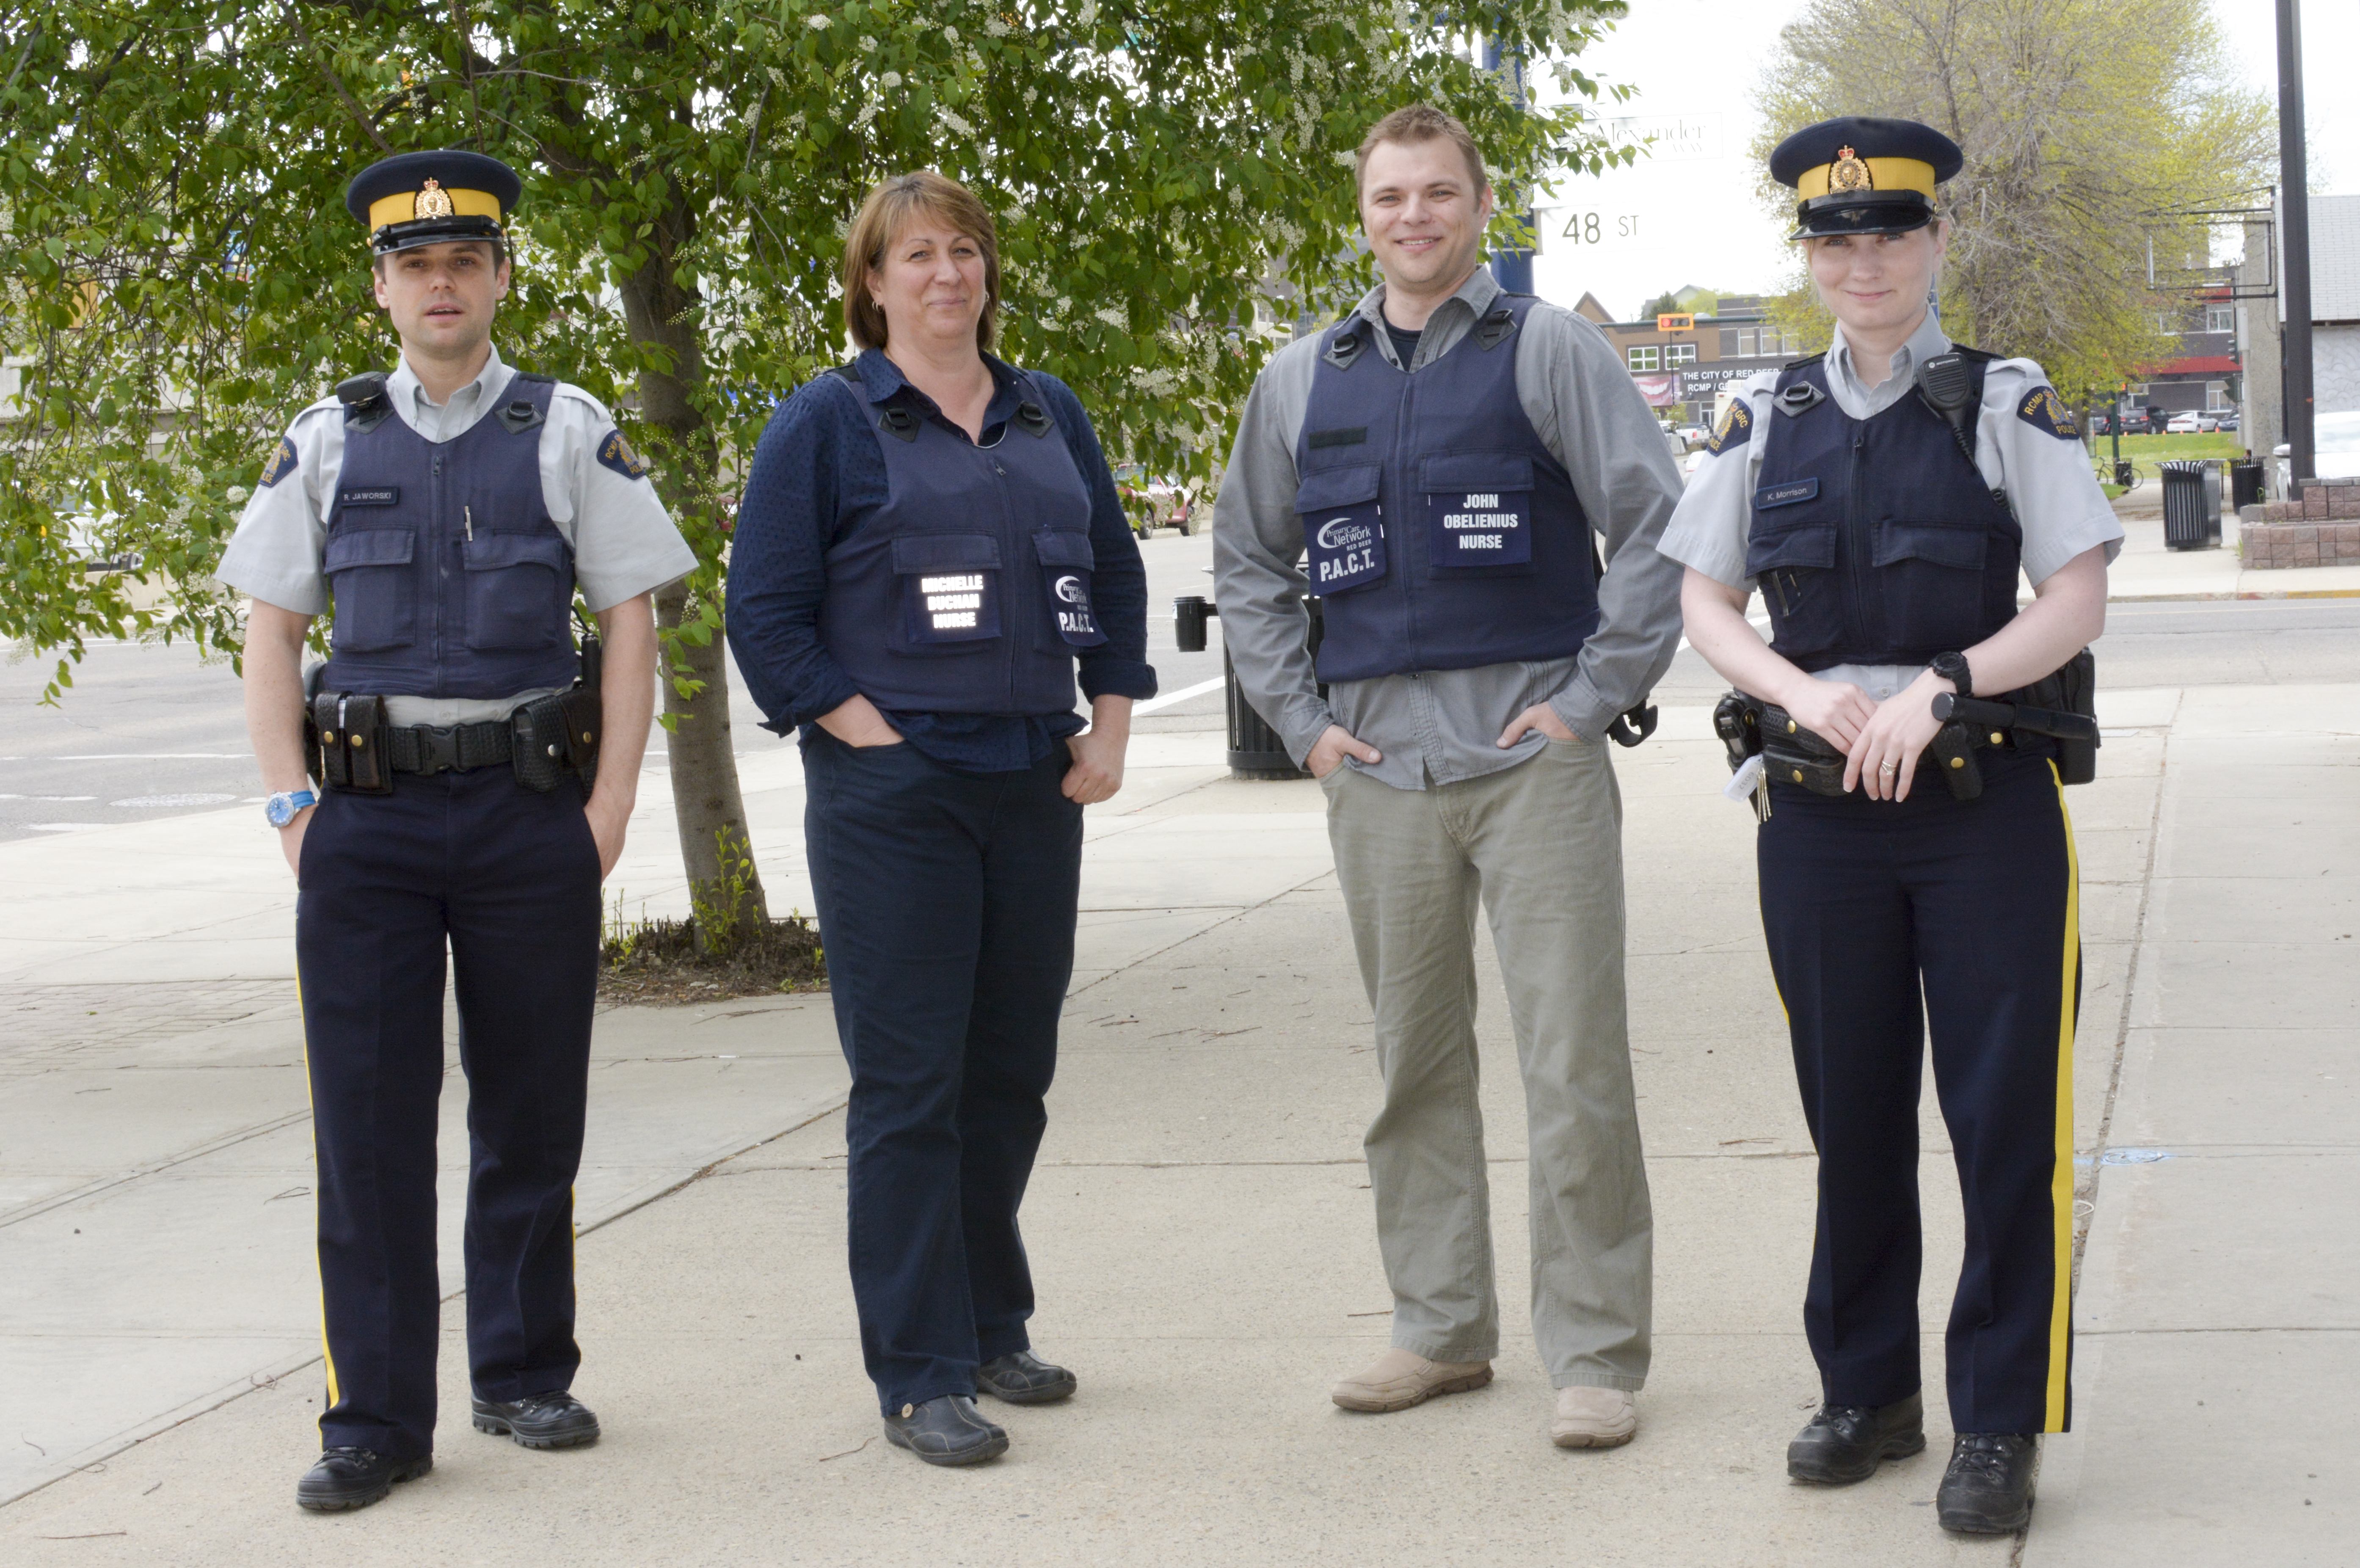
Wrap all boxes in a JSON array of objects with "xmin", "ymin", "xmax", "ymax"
[
  {"xmin": 817, "ymin": 365, "xmax": 1104, "ymax": 716},
  {"xmin": 1745, "ymin": 355, "xmax": 2020, "ymax": 671},
  {"xmin": 319, "ymin": 373, "xmax": 579, "ymax": 699},
  {"xmin": 1294, "ymin": 295, "xmax": 1599, "ymax": 682}
]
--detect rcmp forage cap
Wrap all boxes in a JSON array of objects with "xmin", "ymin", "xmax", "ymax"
[
  {"xmin": 344, "ymin": 149, "xmax": 522, "ymax": 255},
  {"xmin": 1768, "ymin": 117, "xmax": 1963, "ymax": 240}
]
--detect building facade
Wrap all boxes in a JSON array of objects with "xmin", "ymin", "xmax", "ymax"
[{"xmin": 1571, "ymin": 290, "xmax": 1808, "ymax": 430}]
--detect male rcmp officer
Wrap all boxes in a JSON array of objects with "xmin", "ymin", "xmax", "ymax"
[
  {"xmin": 1215, "ymin": 105, "xmax": 1685, "ymax": 1448},
  {"xmin": 218, "ymin": 150, "xmax": 695, "ymax": 1511}
]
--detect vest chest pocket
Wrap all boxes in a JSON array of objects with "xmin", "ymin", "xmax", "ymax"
[
  {"xmin": 1033, "ymin": 529, "xmax": 1107, "ymax": 648},
  {"xmin": 324, "ymin": 529, "xmax": 417, "ymax": 653},
  {"xmin": 463, "ymin": 532, "xmax": 573, "ymax": 651},
  {"xmin": 1873, "ymin": 520, "xmax": 1992, "ymax": 650},
  {"xmin": 1295, "ymin": 464, "xmax": 1386, "ymax": 595},
  {"xmin": 1421, "ymin": 453, "xmax": 1534, "ymax": 573},
  {"xmin": 1744, "ymin": 516, "xmax": 1841, "ymax": 658},
  {"xmin": 893, "ymin": 534, "xmax": 1002, "ymax": 653}
]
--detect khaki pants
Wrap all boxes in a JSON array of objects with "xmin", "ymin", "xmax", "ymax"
[{"xmin": 1323, "ymin": 739, "xmax": 1652, "ymax": 1390}]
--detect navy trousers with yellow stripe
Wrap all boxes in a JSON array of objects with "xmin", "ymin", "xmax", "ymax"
[
  {"xmin": 295, "ymin": 767, "xmax": 603, "ymax": 1461},
  {"xmin": 1757, "ymin": 748, "xmax": 2077, "ymax": 1435}
]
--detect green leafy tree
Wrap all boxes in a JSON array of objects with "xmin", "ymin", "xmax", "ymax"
[
  {"xmin": 1752, "ymin": 0, "xmax": 2272, "ymax": 397},
  {"xmin": 2, "ymin": 0, "xmax": 1631, "ymax": 927}
]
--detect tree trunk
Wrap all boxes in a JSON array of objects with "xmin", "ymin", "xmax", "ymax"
[
  {"xmin": 652, "ymin": 578, "xmax": 769, "ymax": 931},
  {"xmin": 619, "ymin": 217, "xmax": 771, "ymax": 937}
]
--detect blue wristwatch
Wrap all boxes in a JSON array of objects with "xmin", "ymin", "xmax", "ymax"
[{"xmin": 264, "ymin": 790, "xmax": 318, "ymax": 828}]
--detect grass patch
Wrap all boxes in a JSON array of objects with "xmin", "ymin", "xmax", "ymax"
[{"xmin": 2095, "ymin": 432, "xmax": 2245, "ymax": 480}]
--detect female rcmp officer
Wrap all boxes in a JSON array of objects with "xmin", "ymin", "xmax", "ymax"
[
  {"xmin": 1660, "ymin": 118, "xmax": 2123, "ymax": 1536},
  {"xmin": 726, "ymin": 171, "xmax": 1156, "ymax": 1467}
]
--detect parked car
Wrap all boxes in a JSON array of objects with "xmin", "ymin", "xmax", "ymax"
[
  {"xmin": 1673, "ymin": 425, "xmax": 1709, "ymax": 450},
  {"xmin": 2272, "ymin": 409, "xmax": 2360, "ymax": 495},
  {"xmin": 2194, "ymin": 411, "xmax": 2223, "ymax": 433},
  {"xmin": 2165, "ymin": 411, "xmax": 2203, "ymax": 434},
  {"xmin": 2218, "ymin": 411, "xmax": 2241, "ymax": 433}
]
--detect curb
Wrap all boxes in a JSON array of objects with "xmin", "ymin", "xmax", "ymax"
[{"xmin": 2106, "ymin": 587, "xmax": 2360, "ymax": 604}]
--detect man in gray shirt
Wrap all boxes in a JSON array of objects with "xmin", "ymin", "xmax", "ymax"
[{"xmin": 1213, "ymin": 105, "xmax": 1685, "ymax": 1449}]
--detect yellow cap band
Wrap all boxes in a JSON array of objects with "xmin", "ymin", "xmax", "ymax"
[
  {"xmin": 1795, "ymin": 157, "xmax": 1936, "ymax": 201},
  {"xmin": 366, "ymin": 187, "xmax": 504, "ymax": 230}
]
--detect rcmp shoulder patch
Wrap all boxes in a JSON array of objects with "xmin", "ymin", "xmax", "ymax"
[
  {"xmin": 2018, "ymin": 386, "xmax": 2080, "ymax": 441},
  {"xmin": 1704, "ymin": 398, "xmax": 1754, "ymax": 457},
  {"xmin": 258, "ymin": 436, "xmax": 299, "ymax": 489},
  {"xmin": 597, "ymin": 428, "xmax": 651, "ymax": 480}
]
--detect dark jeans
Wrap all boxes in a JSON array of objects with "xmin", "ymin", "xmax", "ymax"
[
  {"xmin": 1757, "ymin": 749, "xmax": 2079, "ymax": 1434},
  {"xmin": 295, "ymin": 767, "xmax": 602, "ymax": 1461},
  {"xmin": 801, "ymin": 731, "xmax": 1082, "ymax": 1414}
]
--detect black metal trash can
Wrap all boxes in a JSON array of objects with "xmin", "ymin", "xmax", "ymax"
[
  {"xmin": 2229, "ymin": 458, "xmax": 2265, "ymax": 511},
  {"xmin": 2159, "ymin": 459, "xmax": 2222, "ymax": 551},
  {"xmin": 1174, "ymin": 594, "xmax": 1325, "ymax": 780}
]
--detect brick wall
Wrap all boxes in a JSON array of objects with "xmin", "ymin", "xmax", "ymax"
[{"xmin": 2241, "ymin": 477, "xmax": 2360, "ymax": 567}]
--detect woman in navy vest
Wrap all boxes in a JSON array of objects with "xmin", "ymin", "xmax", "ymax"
[
  {"xmin": 728, "ymin": 171, "xmax": 1155, "ymax": 1466},
  {"xmin": 1660, "ymin": 119, "xmax": 2123, "ymax": 1535}
]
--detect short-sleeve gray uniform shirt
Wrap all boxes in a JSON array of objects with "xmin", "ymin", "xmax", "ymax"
[
  {"xmin": 218, "ymin": 344, "xmax": 698, "ymax": 725},
  {"xmin": 1657, "ymin": 312, "xmax": 2123, "ymax": 699}
]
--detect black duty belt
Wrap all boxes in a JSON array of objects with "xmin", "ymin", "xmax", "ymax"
[{"xmin": 386, "ymin": 720, "xmax": 515, "ymax": 775}]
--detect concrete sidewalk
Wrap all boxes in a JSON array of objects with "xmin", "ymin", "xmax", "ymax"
[
  {"xmin": 1, "ymin": 687, "xmax": 2349, "ymax": 1563},
  {"xmin": 2104, "ymin": 488, "xmax": 2360, "ymax": 601}
]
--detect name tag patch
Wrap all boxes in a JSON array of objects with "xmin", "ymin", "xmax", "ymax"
[
  {"xmin": 1427, "ymin": 488, "xmax": 1532, "ymax": 569},
  {"xmin": 1306, "ymin": 503, "xmax": 1387, "ymax": 595},
  {"xmin": 905, "ymin": 570, "xmax": 1000, "ymax": 644},
  {"xmin": 339, "ymin": 487, "xmax": 400, "ymax": 507},
  {"xmin": 1754, "ymin": 477, "xmax": 1820, "ymax": 509}
]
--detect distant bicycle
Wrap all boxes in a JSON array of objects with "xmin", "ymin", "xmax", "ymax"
[{"xmin": 2102, "ymin": 460, "xmax": 2142, "ymax": 492}]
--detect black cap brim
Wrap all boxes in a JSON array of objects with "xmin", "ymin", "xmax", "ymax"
[
  {"xmin": 1788, "ymin": 191, "xmax": 1937, "ymax": 241},
  {"xmin": 369, "ymin": 216, "xmax": 508, "ymax": 256}
]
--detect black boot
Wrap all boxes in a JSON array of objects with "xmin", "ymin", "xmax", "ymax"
[
  {"xmin": 1787, "ymin": 1391, "xmax": 1926, "ymax": 1484},
  {"xmin": 976, "ymin": 1350, "xmax": 1078, "ymax": 1405},
  {"xmin": 1937, "ymin": 1432, "xmax": 2038, "ymax": 1534},
  {"xmin": 295, "ymin": 1447, "xmax": 432, "ymax": 1512},
  {"xmin": 883, "ymin": 1394, "xmax": 1009, "ymax": 1466},
  {"xmin": 471, "ymin": 1391, "xmax": 602, "ymax": 1450}
]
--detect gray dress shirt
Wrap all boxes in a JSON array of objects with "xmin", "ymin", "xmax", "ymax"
[
  {"xmin": 1657, "ymin": 312, "xmax": 2123, "ymax": 698},
  {"xmin": 218, "ymin": 344, "xmax": 698, "ymax": 725},
  {"xmin": 1212, "ymin": 268, "xmax": 1687, "ymax": 790}
]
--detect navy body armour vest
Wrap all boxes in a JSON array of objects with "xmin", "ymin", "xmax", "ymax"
[
  {"xmin": 1295, "ymin": 295, "xmax": 1600, "ymax": 683},
  {"xmin": 1745, "ymin": 354, "xmax": 2021, "ymax": 671},
  {"xmin": 817, "ymin": 367, "xmax": 1104, "ymax": 716},
  {"xmin": 319, "ymin": 373, "xmax": 579, "ymax": 699}
]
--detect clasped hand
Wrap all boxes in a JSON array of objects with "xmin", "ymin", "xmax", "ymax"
[{"xmin": 1780, "ymin": 671, "xmax": 1952, "ymax": 801}]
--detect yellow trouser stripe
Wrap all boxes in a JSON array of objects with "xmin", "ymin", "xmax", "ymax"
[
  {"xmin": 2045, "ymin": 763, "xmax": 2079, "ymax": 1432},
  {"xmin": 295, "ymin": 970, "xmax": 342, "ymax": 1411}
]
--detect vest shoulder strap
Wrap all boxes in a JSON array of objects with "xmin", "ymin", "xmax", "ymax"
[
  {"xmin": 830, "ymin": 364, "xmax": 862, "ymax": 385},
  {"xmin": 335, "ymin": 371, "xmax": 393, "ymax": 432},
  {"xmin": 1770, "ymin": 358, "xmax": 1828, "ymax": 418},
  {"xmin": 494, "ymin": 373, "xmax": 556, "ymax": 434},
  {"xmin": 1946, "ymin": 344, "xmax": 1999, "ymax": 365},
  {"xmin": 1781, "ymin": 352, "xmax": 1826, "ymax": 371}
]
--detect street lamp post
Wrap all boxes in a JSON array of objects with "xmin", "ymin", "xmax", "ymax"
[
  {"xmin": 2276, "ymin": 0, "xmax": 2314, "ymax": 496},
  {"xmin": 1482, "ymin": 34, "xmax": 1536, "ymax": 294}
]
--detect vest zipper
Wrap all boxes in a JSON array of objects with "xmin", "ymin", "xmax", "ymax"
[{"xmin": 1845, "ymin": 423, "xmax": 1868, "ymax": 653}]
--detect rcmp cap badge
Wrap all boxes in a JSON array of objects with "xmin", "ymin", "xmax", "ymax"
[
  {"xmin": 414, "ymin": 178, "xmax": 456, "ymax": 220},
  {"xmin": 1828, "ymin": 146, "xmax": 1872, "ymax": 192}
]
